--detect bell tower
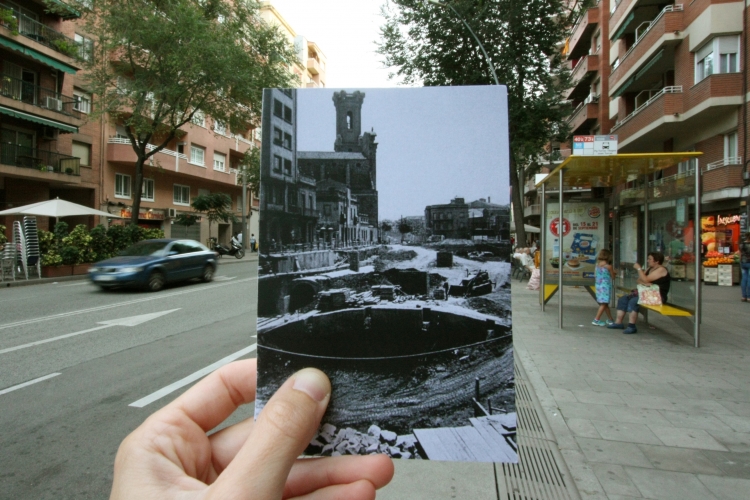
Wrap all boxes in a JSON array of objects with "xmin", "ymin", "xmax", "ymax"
[{"xmin": 333, "ymin": 91, "xmax": 365, "ymax": 152}]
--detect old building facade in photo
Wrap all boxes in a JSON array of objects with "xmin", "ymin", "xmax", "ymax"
[{"xmin": 425, "ymin": 197, "xmax": 470, "ymax": 240}]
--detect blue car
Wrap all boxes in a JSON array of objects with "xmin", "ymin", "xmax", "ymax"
[{"xmin": 88, "ymin": 239, "xmax": 218, "ymax": 291}]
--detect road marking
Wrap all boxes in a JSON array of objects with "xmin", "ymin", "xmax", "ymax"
[
  {"xmin": 0, "ymin": 373, "xmax": 61, "ymax": 396},
  {"xmin": 0, "ymin": 309, "xmax": 181, "ymax": 355},
  {"xmin": 0, "ymin": 277, "xmax": 256, "ymax": 331},
  {"xmin": 57, "ymin": 282, "xmax": 90, "ymax": 287},
  {"xmin": 213, "ymin": 276, "xmax": 236, "ymax": 281},
  {"xmin": 129, "ymin": 344, "xmax": 258, "ymax": 408}
]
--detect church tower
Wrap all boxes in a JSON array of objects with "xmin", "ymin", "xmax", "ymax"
[{"xmin": 333, "ymin": 91, "xmax": 365, "ymax": 152}]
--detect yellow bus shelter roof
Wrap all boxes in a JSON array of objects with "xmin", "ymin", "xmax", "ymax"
[{"xmin": 535, "ymin": 152, "xmax": 703, "ymax": 189}]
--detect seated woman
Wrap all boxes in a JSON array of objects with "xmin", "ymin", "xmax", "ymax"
[{"xmin": 607, "ymin": 251, "xmax": 671, "ymax": 334}]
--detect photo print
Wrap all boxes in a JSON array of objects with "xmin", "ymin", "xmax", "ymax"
[{"xmin": 255, "ymin": 86, "xmax": 515, "ymax": 462}]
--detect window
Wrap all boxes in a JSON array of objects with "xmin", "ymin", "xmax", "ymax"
[
  {"xmin": 213, "ymin": 120, "xmax": 226, "ymax": 135},
  {"xmin": 142, "ymin": 178, "xmax": 155, "ymax": 201},
  {"xmin": 273, "ymin": 127, "xmax": 283, "ymax": 146},
  {"xmin": 283, "ymin": 132, "xmax": 292, "ymax": 150},
  {"xmin": 75, "ymin": 34, "xmax": 94, "ymax": 61},
  {"xmin": 273, "ymin": 155, "xmax": 282, "ymax": 173},
  {"xmin": 725, "ymin": 131, "xmax": 738, "ymax": 160},
  {"xmin": 191, "ymin": 109, "xmax": 205, "ymax": 127},
  {"xmin": 115, "ymin": 173, "xmax": 131, "ymax": 198},
  {"xmin": 174, "ymin": 184, "xmax": 190, "ymax": 205},
  {"xmin": 253, "ymin": 127, "xmax": 262, "ymax": 141},
  {"xmin": 213, "ymin": 152, "xmax": 226, "ymax": 171},
  {"xmin": 73, "ymin": 90, "xmax": 91, "ymax": 113},
  {"xmin": 190, "ymin": 145, "xmax": 205, "ymax": 166},
  {"xmin": 274, "ymin": 99, "xmax": 283, "ymax": 118},
  {"xmin": 284, "ymin": 158, "xmax": 292, "ymax": 175},
  {"xmin": 696, "ymin": 35, "xmax": 740, "ymax": 83},
  {"xmin": 612, "ymin": 58, "xmax": 619, "ymax": 70},
  {"xmin": 284, "ymin": 105, "xmax": 292, "ymax": 123},
  {"xmin": 324, "ymin": 205, "xmax": 331, "ymax": 215},
  {"xmin": 72, "ymin": 141, "xmax": 91, "ymax": 166}
]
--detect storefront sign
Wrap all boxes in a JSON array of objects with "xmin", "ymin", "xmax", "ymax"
[
  {"xmin": 545, "ymin": 201, "xmax": 607, "ymax": 285},
  {"xmin": 701, "ymin": 214, "xmax": 740, "ymax": 254},
  {"xmin": 120, "ymin": 208, "xmax": 166, "ymax": 220}
]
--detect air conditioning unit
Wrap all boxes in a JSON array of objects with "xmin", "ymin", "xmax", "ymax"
[
  {"xmin": 42, "ymin": 126, "xmax": 58, "ymax": 140},
  {"xmin": 44, "ymin": 97, "xmax": 63, "ymax": 112},
  {"xmin": 168, "ymin": 208, "xmax": 177, "ymax": 218}
]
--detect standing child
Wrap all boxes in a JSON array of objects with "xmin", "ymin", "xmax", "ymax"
[{"xmin": 592, "ymin": 249, "xmax": 615, "ymax": 326}]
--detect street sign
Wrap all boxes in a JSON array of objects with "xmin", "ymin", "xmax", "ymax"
[{"xmin": 572, "ymin": 135, "xmax": 618, "ymax": 156}]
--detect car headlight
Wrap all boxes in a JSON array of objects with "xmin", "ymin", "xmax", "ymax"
[
  {"xmin": 120, "ymin": 266, "xmax": 144, "ymax": 273},
  {"xmin": 88, "ymin": 267, "xmax": 99, "ymax": 273}
]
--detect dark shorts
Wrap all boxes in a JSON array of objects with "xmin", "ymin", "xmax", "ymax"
[{"xmin": 617, "ymin": 294, "xmax": 639, "ymax": 313}]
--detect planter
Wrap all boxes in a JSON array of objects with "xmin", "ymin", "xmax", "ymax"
[
  {"xmin": 72, "ymin": 263, "xmax": 90, "ymax": 275},
  {"xmin": 42, "ymin": 266, "xmax": 73, "ymax": 278}
]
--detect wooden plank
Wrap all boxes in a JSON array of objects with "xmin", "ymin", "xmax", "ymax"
[
  {"xmin": 486, "ymin": 413, "xmax": 517, "ymax": 431},
  {"xmin": 413, "ymin": 425, "xmax": 507, "ymax": 462},
  {"xmin": 469, "ymin": 417, "xmax": 516, "ymax": 462}
]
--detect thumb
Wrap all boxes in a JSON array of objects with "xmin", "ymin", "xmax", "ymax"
[{"xmin": 210, "ymin": 368, "xmax": 331, "ymax": 499}]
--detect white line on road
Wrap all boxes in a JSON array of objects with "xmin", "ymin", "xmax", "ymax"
[
  {"xmin": 0, "ymin": 277, "xmax": 257, "ymax": 331},
  {"xmin": 213, "ymin": 276, "xmax": 236, "ymax": 281},
  {"xmin": 57, "ymin": 282, "xmax": 91, "ymax": 287},
  {"xmin": 129, "ymin": 344, "xmax": 257, "ymax": 408},
  {"xmin": 0, "ymin": 373, "xmax": 61, "ymax": 396},
  {"xmin": 0, "ymin": 325, "xmax": 111, "ymax": 355}
]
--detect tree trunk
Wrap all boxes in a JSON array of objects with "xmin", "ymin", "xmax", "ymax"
[
  {"xmin": 509, "ymin": 154, "xmax": 527, "ymax": 247},
  {"xmin": 131, "ymin": 155, "xmax": 145, "ymax": 226}
]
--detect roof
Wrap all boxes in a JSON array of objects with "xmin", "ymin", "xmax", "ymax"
[
  {"xmin": 535, "ymin": 153, "xmax": 703, "ymax": 189},
  {"xmin": 298, "ymin": 152, "xmax": 367, "ymax": 160}
]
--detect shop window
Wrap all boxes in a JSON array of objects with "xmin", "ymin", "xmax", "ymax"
[
  {"xmin": 115, "ymin": 173, "xmax": 131, "ymax": 199},
  {"xmin": 142, "ymin": 178, "xmax": 155, "ymax": 201}
]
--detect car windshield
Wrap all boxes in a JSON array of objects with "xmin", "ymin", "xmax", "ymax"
[{"xmin": 120, "ymin": 241, "xmax": 168, "ymax": 257}]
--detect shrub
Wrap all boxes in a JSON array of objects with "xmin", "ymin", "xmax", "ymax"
[
  {"xmin": 0, "ymin": 224, "xmax": 7, "ymax": 246},
  {"xmin": 60, "ymin": 245, "xmax": 80, "ymax": 266},
  {"xmin": 41, "ymin": 251, "xmax": 63, "ymax": 267},
  {"xmin": 53, "ymin": 221, "xmax": 69, "ymax": 243},
  {"xmin": 62, "ymin": 224, "xmax": 93, "ymax": 264},
  {"xmin": 107, "ymin": 224, "xmax": 129, "ymax": 252},
  {"xmin": 89, "ymin": 225, "xmax": 113, "ymax": 261},
  {"xmin": 39, "ymin": 230, "xmax": 56, "ymax": 256},
  {"xmin": 142, "ymin": 228, "xmax": 165, "ymax": 240},
  {"xmin": 123, "ymin": 224, "xmax": 144, "ymax": 247}
]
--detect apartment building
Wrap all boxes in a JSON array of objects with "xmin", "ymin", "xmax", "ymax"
[{"xmin": 0, "ymin": 1, "xmax": 91, "ymax": 232}]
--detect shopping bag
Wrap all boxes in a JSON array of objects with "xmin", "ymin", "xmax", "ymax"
[{"xmin": 637, "ymin": 284, "xmax": 662, "ymax": 306}]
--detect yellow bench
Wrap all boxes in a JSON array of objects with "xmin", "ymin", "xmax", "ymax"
[{"xmin": 614, "ymin": 289, "xmax": 695, "ymax": 336}]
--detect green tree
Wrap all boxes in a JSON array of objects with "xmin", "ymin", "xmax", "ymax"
[
  {"xmin": 191, "ymin": 193, "xmax": 236, "ymax": 241},
  {"xmin": 378, "ymin": 0, "xmax": 587, "ymax": 246},
  {"xmin": 237, "ymin": 145, "xmax": 261, "ymax": 198},
  {"xmin": 77, "ymin": 0, "xmax": 298, "ymax": 225}
]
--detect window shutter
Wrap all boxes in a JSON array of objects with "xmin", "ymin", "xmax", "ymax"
[
  {"xmin": 718, "ymin": 35, "xmax": 739, "ymax": 54},
  {"xmin": 696, "ymin": 41, "xmax": 713, "ymax": 61}
]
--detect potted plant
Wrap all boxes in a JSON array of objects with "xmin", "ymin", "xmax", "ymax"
[
  {"xmin": 0, "ymin": 9, "xmax": 19, "ymax": 36},
  {"xmin": 65, "ymin": 167, "xmax": 74, "ymax": 175},
  {"xmin": 50, "ymin": 38, "xmax": 79, "ymax": 57}
]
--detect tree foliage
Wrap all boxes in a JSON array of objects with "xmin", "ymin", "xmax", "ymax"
[
  {"xmin": 379, "ymin": 0, "xmax": 588, "ymax": 245},
  {"xmin": 191, "ymin": 193, "xmax": 236, "ymax": 237},
  {"xmin": 77, "ymin": 0, "xmax": 298, "ymax": 224},
  {"xmin": 238, "ymin": 145, "xmax": 261, "ymax": 197}
]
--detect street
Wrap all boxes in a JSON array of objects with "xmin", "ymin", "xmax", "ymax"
[{"xmin": 0, "ymin": 259, "xmax": 258, "ymax": 500}]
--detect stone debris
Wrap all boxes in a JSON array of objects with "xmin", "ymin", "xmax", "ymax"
[{"xmin": 307, "ymin": 424, "xmax": 422, "ymax": 459}]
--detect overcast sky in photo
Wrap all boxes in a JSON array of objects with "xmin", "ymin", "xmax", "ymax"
[
  {"xmin": 269, "ymin": 0, "xmax": 401, "ymax": 88},
  {"xmin": 297, "ymin": 87, "xmax": 510, "ymax": 221}
]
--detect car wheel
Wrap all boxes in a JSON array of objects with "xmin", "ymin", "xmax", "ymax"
[
  {"xmin": 201, "ymin": 264, "xmax": 214, "ymax": 282},
  {"xmin": 147, "ymin": 271, "xmax": 166, "ymax": 292},
  {"xmin": 235, "ymin": 248, "xmax": 245, "ymax": 259}
]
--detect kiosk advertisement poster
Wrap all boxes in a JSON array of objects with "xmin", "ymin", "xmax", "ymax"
[{"xmin": 545, "ymin": 202, "xmax": 607, "ymax": 285}]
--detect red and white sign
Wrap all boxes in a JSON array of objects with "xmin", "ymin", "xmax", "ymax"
[{"xmin": 549, "ymin": 217, "xmax": 571, "ymax": 237}]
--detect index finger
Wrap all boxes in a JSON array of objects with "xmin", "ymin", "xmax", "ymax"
[{"xmin": 167, "ymin": 358, "xmax": 257, "ymax": 432}]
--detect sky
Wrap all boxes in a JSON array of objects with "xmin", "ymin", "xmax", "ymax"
[
  {"xmin": 269, "ymin": 0, "xmax": 400, "ymax": 88},
  {"xmin": 297, "ymin": 87, "xmax": 510, "ymax": 221}
]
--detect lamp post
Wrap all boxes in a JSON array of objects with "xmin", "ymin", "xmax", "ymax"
[{"xmin": 426, "ymin": 0, "xmax": 499, "ymax": 86}]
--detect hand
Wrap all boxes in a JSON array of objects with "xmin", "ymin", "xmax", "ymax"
[
  {"xmin": 110, "ymin": 359, "xmax": 394, "ymax": 499},
  {"xmin": 633, "ymin": 263, "xmax": 642, "ymax": 271}
]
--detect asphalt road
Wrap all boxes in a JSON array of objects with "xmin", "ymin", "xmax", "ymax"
[{"xmin": 0, "ymin": 259, "xmax": 259, "ymax": 499}]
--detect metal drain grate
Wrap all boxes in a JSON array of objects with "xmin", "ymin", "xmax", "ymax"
[{"xmin": 498, "ymin": 362, "xmax": 579, "ymax": 500}]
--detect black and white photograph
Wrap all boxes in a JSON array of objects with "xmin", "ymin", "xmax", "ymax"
[{"xmin": 255, "ymin": 86, "xmax": 515, "ymax": 463}]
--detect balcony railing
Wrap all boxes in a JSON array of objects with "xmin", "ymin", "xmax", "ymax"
[
  {"xmin": 0, "ymin": 74, "xmax": 82, "ymax": 119},
  {"xmin": 298, "ymin": 174, "xmax": 316, "ymax": 186},
  {"xmin": 107, "ymin": 137, "xmax": 187, "ymax": 159},
  {"xmin": 705, "ymin": 157, "xmax": 741, "ymax": 172},
  {"xmin": 1, "ymin": 4, "xmax": 80, "ymax": 58},
  {"xmin": 620, "ymin": 5, "xmax": 682, "ymax": 64},
  {"xmin": 0, "ymin": 143, "xmax": 80, "ymax": 175},
  {"xmin": 611, "ymin": 86, "xmax": 682, "ymax": 131},
  {"xmin": 524, "ymin": 204, "xmax": 541, "ymax": 217}
]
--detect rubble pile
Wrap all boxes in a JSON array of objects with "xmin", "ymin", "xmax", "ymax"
[{"xmin": 307, "ymin": 423, "xmax": 422, "ymax": 459}]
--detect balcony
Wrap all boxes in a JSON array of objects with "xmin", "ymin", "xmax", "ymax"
[
  {"xmin": 1, "ymin": 5, "xmax": 81, "ymax": 58},
  {"xmin": 609, "ymin": 5, "xmax": 684, "ymax": 95},
  {"xmin": 0, "ymin": 143, "xmax": 80, "ymax": 176},
  {"xmin": 703, "ymin": 161, "xmax": 745, "ymax": 195},
  {"xmin": 567, "ymin": 96, "xmax": 599, "ymax": 135},
  {"xmin": 612, "ymin": 86, "xmax": 682, "ymax": 150},
  {"xmin": 0, "ymin": 74, "xmax": 82, "ymax": 123},
  {"xmin": 524, "ymin": 204, "xmax": 541, "ymax": 218},
  {"xmin": 567, "ymin": 8, "xmax": 599, "ymax": 60},
  {"xmin": 567, "ymin": 54, "xmax": 599, "ymax": 100},
  {"xmin": 307, "ymin": 57, "xmax": 321, "ymax": 75},
  {"xmin": 524, "ymin": 179, "xmax": 537, "ymax": 195},
  {"xmin": 298, "ymin": 174, "xmax": 316, "ymax": 186}
]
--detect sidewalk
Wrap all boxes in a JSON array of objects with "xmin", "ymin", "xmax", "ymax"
[{"xmin": 514, "ymin": 280, "xmax": 750, "ymax": 499}]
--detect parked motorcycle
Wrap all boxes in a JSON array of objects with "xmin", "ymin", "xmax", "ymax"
[{"xmin": 211, "ymin": 239, "xmax": 245, "ymax": 259}]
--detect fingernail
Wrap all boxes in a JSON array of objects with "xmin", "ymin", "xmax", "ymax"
[{"xmin": 292, "ymin": 369, "xmax": 329, "ymax": 403}]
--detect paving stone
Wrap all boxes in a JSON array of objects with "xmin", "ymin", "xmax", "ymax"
[
  {"xmin": 586, "ymin": 379, "xmax": 640, "ymax": 394},
  {"xmin": 698, "ymin": 475, "xmax": 750, "ymax": 500},
  {"xmin": 549, "ymin": 387, "xmax": 578, "ymax": 403},
  {"xmin": 608, "ymin": 363, "xmax": 654, "ymax": 374},
  {"xmin": 573, "ymin": 390, "xmax": 626, "ymax": 406},
  {"xmin": 596, "ymin": 371, "xmax": 644, "ymax": 383},
  {"xmin": 647, "ymin": 426, "xmax": 728, "ymax": 451},
  {"xmin": 701, "ymin": 450, "xmax": 750, "ymax": 478},
  {"xmin": 636, "ymin": 444, "xmax": 723, "ymax": 475},
  {"xmin": 576, "ymin": 437, "xmax": 653, "ymax": 468},
  {"xmin": 627, "ymin": 382, "xmax": 689, "ymax": 399},
  {"xmin": 625, "ymin": 467, "xmax": 719, "ymax": 500},
  {"xmin": 715, "ymin": 414, "xmax": 750, "ymax": 433},
  {"xmin": 544, "ymin": 376, "xmax": 591, "ymax": 391},
  {"xmin": 566, "ymin": 418, "xmax": 601, "ymax": 439},
  {"xmin": 665, "ymin": 398, "xmax": 735, "ymax": 415},
  {"xmin": 620, "ymin": 394, "xmax": 678, "ymax": 411},
  {"xmin": 669, "ymin": 384, "xmax": 731, "ymax": 401},
  {"xmin": 590, "ymin": 420, "xmax": 663, "ymax": 445},
  {"xmin": 707, "ymin": 430, "xmax": 750, "ymax": 453},
  {"xmin": 607, "ymin": 406, "xmax": 673, "ymax": 427},
  {"xmin": 591, "ymin": 463, "xmax": 642, "ymax": 497},
  {"xmin": 558, "ymin": 402, "xmax": 617, "ymax": 421},
  {"xmin": 659, "ymin": 411, "xmax": 734, "ymax": 432},
  {"xmin": 717, "ymin": 401, "xmax": 750, "ymax": 417}
]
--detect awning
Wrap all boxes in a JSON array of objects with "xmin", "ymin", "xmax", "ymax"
[
  {"xmin": 0, "ymin": 38, "xmax": 78, "ymax": 74},
  {"xmin": 635, "ymin": 49, "xmax": 664, "ymax": 81},
  {"xmin": 47, "ymin": 0, "xmax": 82, "ymax": 20},
  {"xmin": 0, "ymin": 106, "xmax": 78, "ymax": 133},
  {"xmin": 611, "ymin": 75, "xmax": 635, "ymax": 98},
  {"xmin": 611, "ymin": 12, "xmax": 635, "ymax": 41}
]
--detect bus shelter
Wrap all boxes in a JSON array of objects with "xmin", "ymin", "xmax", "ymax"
[{"xmin": 535, "ymin": 153, "xmax": 704, "ymax": 347}]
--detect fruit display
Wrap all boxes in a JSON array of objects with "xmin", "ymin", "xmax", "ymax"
[
  {"xmin": 705, "ymin": 251, "xmax": 724, "ymax": 258},
  {"xmin": 703, "ymin": 256, "xmax": 736, "ymax": 267}
]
